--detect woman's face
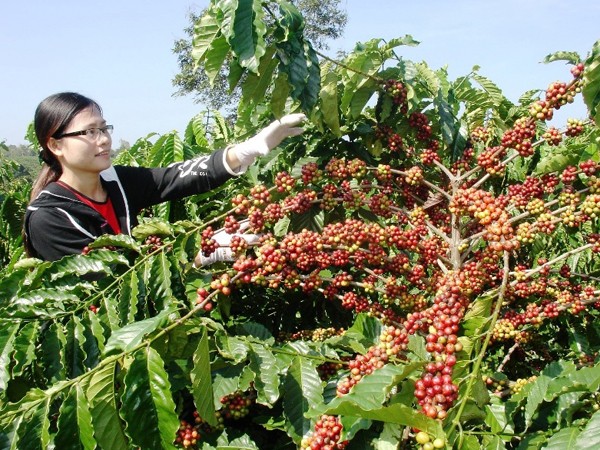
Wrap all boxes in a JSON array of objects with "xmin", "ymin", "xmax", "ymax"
[{"xmin": 49, "ymin": 106, "xmax": 112, "ymax": 178}]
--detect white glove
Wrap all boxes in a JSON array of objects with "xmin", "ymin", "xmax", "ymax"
[
  {"xmin": 194, "ymin": 220, "xmax": 262, "ymax": 267},
  {"xmin": 195, "ymin": 246, "xmax": 236, "ymax": 267},
  {"xmin": 233, "ymin": 113, "xmax": 306, "ymax": 169},
  {"xmin": 211, "ymin": 220, "xmax": 262, "ymax": 245}
]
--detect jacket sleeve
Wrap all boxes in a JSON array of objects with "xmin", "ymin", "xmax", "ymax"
[
  {"xmin": 25, "ymin": 207, "xmax": 96, "ymax": 261},
  {"xmin": 113, "ymin": 148, "xmax": 238, "ymax": 213}
]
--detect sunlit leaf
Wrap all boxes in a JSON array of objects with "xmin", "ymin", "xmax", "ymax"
[
  {"xmin": 120, "ymin": 347, "xmax": 179, "ymax": 449},
  {"xmin": 191, "ymin": 327, "xmax": 216, "ymax": 426},
  {"xmin": 11, "ymin": 321, "xmax": 38, "ymax": 377},
  {"xmin": 0, "ymin": 322, "xmax": 19, "ymax": 392},
  {"xmin": 574, "ymin": 410, "xmax": 600, "ymax": 449},
  {"xmin": 55, "ymin": 382, "xmax": 97, "ymax": 450},
  {"xmin": 103, "ymin": 307, "xmax": 174, "ymax": 355},
  {"xmin": 88, "ymin": 361, "xmax": 128, "ymax": 450},
  {"xmin": 249, "ymin": 343, "xmax": 279, "ymax": 405},
  {"xmin": 283, "ymin": 356, "xmax": 322, "ymax": 442}
]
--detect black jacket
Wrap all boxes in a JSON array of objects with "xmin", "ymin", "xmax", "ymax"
[{"xmin": 25, "ymin": 149, "xmax": 237, "ymax": 261}]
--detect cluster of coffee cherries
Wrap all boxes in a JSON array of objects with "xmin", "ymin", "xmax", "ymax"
[
  {"xmin": 470, "ymin": 126, "xmax": 491, "ymax": 143},
  {"xmin": 300, "ymin": 415, "xmax": 348, "ymax": 450},
  {"xmin": 281, "ymin": 327, "xmax": 344, "ymax": 342},
  {"xmin": 542, "ymin": 126, "xmax": 562, "ymax": 146},
  {"xmin": 566, "ymin": 118, "xmax": 586, "ymax": 137},
  {"xmin": 501, "ymin": 117, "xmax": 536, "ymax": 157},
  {"xmin": 414, "ymin": 431, "xmax": 446, "ymax": 450},
  {"xmin": 174, "ymin": 419, "xmax": 201, "ymax": 449},
  {"xmin": 81, "ymin": 244, "xmax": 117, "ymax": 255},
  {"xmin": 195, "ymin": 287, "xmax": 213, "ymax": 311},
  {"xmin": 450, "ymin": 187, "xmax": 517, "ymax": 252},
  {"xmin": 275, "ymin": 171, "xmax": 296, "ymax": 193},
  {"xmin": 199, "ymin": 227, "xmax": 219, "ymax": 256},
  {"xmin": 301, "ymin": 161, "xmax": 324, "ymax": 185},
  {"xmin": 409, "ymin": 112, "xmax": 433, "ymax": 141},
  {"xmin": 476, "ymin": 146, "xmax": 506, "ymax": 175},
  {"xmin": 482, "ymin": 374, "xmax": 510, "ymax": 394},
  {"xmin": 174, "ymin": 391, "xmax": 254, "ymax": 450},
  {"xmin": 336, "ymin": 346, "xmax": 389, "ymax": 395},
  {"xmin": 510, "ymin": 375, "xmax": 538, "ymax": 395},
  {"xmin": 382, "ymin": 79, "xmax": 408, "ymax": 110},
  {"xmin": 218, "ymin": 390, "xmax": 256, "ymax": 420},
  {"xmin": 144, "ymin": 234, "xmax": 164, "ymax": 253}
]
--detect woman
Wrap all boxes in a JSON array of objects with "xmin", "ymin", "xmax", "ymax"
[{"xmin": 24, "ymin": 92, "xmax": 305, "ymax": 261}]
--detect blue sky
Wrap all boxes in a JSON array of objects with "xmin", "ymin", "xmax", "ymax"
[{"xmin": 1, "ymin": 0, "xmax": 598, "ymax": 146}]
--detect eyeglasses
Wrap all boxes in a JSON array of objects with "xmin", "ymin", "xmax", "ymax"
[{"xmin": 55, "ymin": 125, "xmax": 114, "ymax": 140}]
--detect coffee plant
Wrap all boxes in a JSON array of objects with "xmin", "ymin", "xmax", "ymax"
[{"xmin": 1, "ymin": 1, "xmax": 600, "ymax": 449}]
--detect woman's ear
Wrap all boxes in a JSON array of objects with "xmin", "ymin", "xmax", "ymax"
[{"xmin": 47, "ymin": 137, "xmax": 62, "ymax": 157}]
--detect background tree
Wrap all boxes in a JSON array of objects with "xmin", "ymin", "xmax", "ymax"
[{"xmin": 171, "ymin": 0, "xmax": 347, "ymax": 115}]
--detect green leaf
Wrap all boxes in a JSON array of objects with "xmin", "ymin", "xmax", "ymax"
[
  {"xmin": 583, "ymin": 40, "xmax": 600, "ymax": 126},
  {"xmin": 249, "ymin": 343, "xmax": 280, "ymax": 405},
  {"xmin": 205, "ymin": 34, "xmax": 231, "ymax": 86},
  {"xmin": 191, "ymin": 5, "xmax": 222, "ymax": 65},
  {"xmin": 132, "ymin": 220, "xmax": 173, "ymax": 240},
  {"xmin": 49, "ymin": 251, "xmax": 129, "ymax": 281},
  {"xmin": 325, "ymin": 400, "xmax": 442, "ymax": 439},
  {"xmin": 515, "ymin": 432, "xmax": 546, "ymax": 450},
  {"xmin": 185, "ymin": 114, "xmax": 210, "ymax": 148},
  {"xmin": 0, "ymin": 322, "xmax": 20, "ymax": 391},
  {"xmin": 120, "ymin": 347, "xmax": 179, "ymax": 449},
  {"xmin": 147, "ymin": 251, "xmax": 174, "ymax": 311},
  {"xmin": 319, "ymin": 64, "xmax": 341, "ymax": 135},
  {"xmin": 39, "ymin": 323, "xmax": 67, "ymax": 383},
  {"xmin": 347, "ymin": 313, "xmax": 382, "ymax": 344},
  {"xmin": 329, "ymin": 363, "xmax": 422, "ymax": 410},
  {"xmin": 86, "ymin": 309, "xmax": 106, "ymax": 355},
  {"xmin": 87, "ymin": 361, "xmax": 128, "ymax": 450},
  {"xmin": 283, "ymin": 356, "xmax": 323, "ymax": 442},
  {"xmin": 534, "ymin": 144, "xmax": 582, "ymax": 175},
  {"xmin": 301, "ymin": 42, "xmax": 321, "ymax": 111},
  {"xmin": 90, "ymin": 235, "xmax": 140, "ymax": 254},
  {"xmin": 238, "ymin": 321, "xmax": 274, "ymax": 342},
  {"xmin": 485, "ymin": 402, "xmax": 514, "ymax": 435},
  {"xmin": 472, "ymin": 73, "xmax": 505, "ymax": 105},
  {"xmin": 4, "ymin": 287, "xmax": 76, "ymax": 319},
  {"xmin": 544, "ymin": 426, "xmax": 581, "ymax": 450},
  {"xmin": 208, "ymin": 429, "xmax": 260, "ymax": 449},
  {"xmin": 15, "ymin": 393, "xmax": 51, "ymax": 450},
  {"xmin": 278, "ymin": 0, "xmax": 304, "ymax": 33},
  {"xmin": 573, "ymin": 410, "xmax": 600, "ymax": 449},
  {"xmin": 349, "ymin": 83, "xmax": 377, "ymax": 118},
  {"xmin": 212, "ymin": 364, "xmax": 246, "ymax": 405},
  {"xmin": 11, "ymin": 321, "xmax": 38, "ymax": 377},
  {"xmin": 103, "ymin": 307, "xmax": 174, "ymax": 355},
  {"xmin": 228, "ymin": 0, "xmax": 267, "ymax": 73},
  {"xmin": 271, "ymin": 72, "xmax": 291, "ymax": 117},
  {"xmin": 119, "ymin": 270, "xmax": 142, "ymax": 326},
  {"xmin": 481, "ymin": 435, "xmax": 507, "ymax": 449},
  {"xmin": 274, "ymin": 215, "xmax": 291, "ymax": 237},
  {"xmin": 55, "ymin": 382, "xmax": 97, "ymax": 450},
  {"xmin": 191, "ymin": 327, "xmax": 216, "ymax": 426},
  {"xmin": 241, "ymin": 46, "xmax": 278, "ymax": 104},
  {"xmin": 216, "ymin": 335, "xmax": 250, "ymax": 363},
  {"xmin": 542, "ymin": 50, "xmax": 581, "ymax": 64},
  {"xmin": 65, "ymin": 316, "xmax": 87, "ymax": 378},
  {"xmin": 277, "ymin": 36, "xmax": 309, "ymax": 103},
  {"xmin": 80, "ymin": 314, "xmax": 101, "ymax": 369}
]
